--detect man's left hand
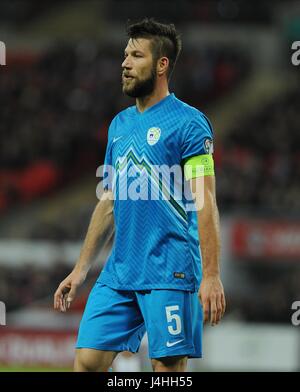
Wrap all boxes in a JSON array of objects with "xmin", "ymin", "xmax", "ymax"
[{"xmin": 198, "ymin": 275, "xmax": 226, "ymax": 326}]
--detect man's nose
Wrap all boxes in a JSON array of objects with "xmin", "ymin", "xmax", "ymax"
[{"xmin": 122, "ymin": 57, "xmax": 131, "ymax": 69}]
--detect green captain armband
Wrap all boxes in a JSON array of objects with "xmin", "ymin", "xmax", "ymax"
[{"xmin": 184, "ymin": 154, "xmax": 215, "ymax": 180}]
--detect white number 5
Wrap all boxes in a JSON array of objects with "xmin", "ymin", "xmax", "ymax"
[{"xmin": 165, "ymin": 305, "xmax": 182, "ymax": 335}]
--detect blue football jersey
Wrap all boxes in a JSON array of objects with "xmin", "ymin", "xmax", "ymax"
[{"xmin": 98, "ymin": 93, "xmax": 214, "ymax": 292}]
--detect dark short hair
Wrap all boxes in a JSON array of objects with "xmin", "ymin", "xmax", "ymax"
[{"xmin": 126, "ymin": 17, "xmax": 182, "ymax": 80}]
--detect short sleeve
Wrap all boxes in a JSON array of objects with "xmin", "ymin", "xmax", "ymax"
[{"xmin": 181, "ymin": 112, "xmax": 214, "ymax": 160}]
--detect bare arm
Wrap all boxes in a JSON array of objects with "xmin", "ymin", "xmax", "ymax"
[
  {"xmin": 54, "ymin": 191, "xmax": 114, "ymax": 312},
  {"xmin": 191, "ymin": 175, "xmax": 226, "ymax": 325}
]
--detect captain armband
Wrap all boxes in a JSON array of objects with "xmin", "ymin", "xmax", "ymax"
[{"xmin": 184, "ymin": 154, "xmax": 215, "ymax": 180}]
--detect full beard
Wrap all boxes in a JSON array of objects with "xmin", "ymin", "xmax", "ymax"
[{"xmin": 122, "ymin": 67, "xmax": 156, "ymax": 98}]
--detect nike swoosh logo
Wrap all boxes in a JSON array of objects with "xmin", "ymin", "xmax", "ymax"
[
  {"xmin": 112, "ymin": 136, "xmax": 122, "ymax": 143},
  {"xmin": 166, "ymin": 339, "xmax": 184, "ymax": 347}
]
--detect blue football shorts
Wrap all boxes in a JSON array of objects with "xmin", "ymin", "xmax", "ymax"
[{"xmin": 76, "ymin": 282, "xmax": 203, "ymax": 359}]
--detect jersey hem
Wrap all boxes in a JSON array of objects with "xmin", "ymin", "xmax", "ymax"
[{"xmin": 97, "ymin": 276, "xmax": 198, "ymax": 292}]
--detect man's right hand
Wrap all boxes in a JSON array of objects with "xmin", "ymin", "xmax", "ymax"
[{"xmin": 54, "ymin": 268, "xmax": 87, "ymax": 312}]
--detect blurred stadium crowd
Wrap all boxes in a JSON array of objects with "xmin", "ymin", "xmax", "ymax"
[
  {"xmin": 0, "ymin": 43, "xmax": 248, "ymax": 212},
  {"xmin": 219, "ymin": 87, "xmax": 300, "ymax": 213},
  {"xmin": 0, "ymin": 0, "xmax": 275, "ymax": 27},
  {"xmin": 1, "ymin": 44, "xmax": 299, "ymax": 217},
  {"xmin": 0, "ymin": 263, "xmax": 71, "ymax": 311}
]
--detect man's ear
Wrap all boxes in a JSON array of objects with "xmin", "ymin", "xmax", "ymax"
[{"xmin": 157, "ymin": 57, "xmax": 169, "ymax": 77}]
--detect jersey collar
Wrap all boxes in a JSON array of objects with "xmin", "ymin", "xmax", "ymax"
[{"xmin": 135, "ymin": 93, "xmax": 174, "ymax": 116}]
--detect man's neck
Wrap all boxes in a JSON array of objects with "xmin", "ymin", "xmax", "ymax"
[{"xmin": 136, "ymin": 86, "xmax": 170, "ymax": 113}]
